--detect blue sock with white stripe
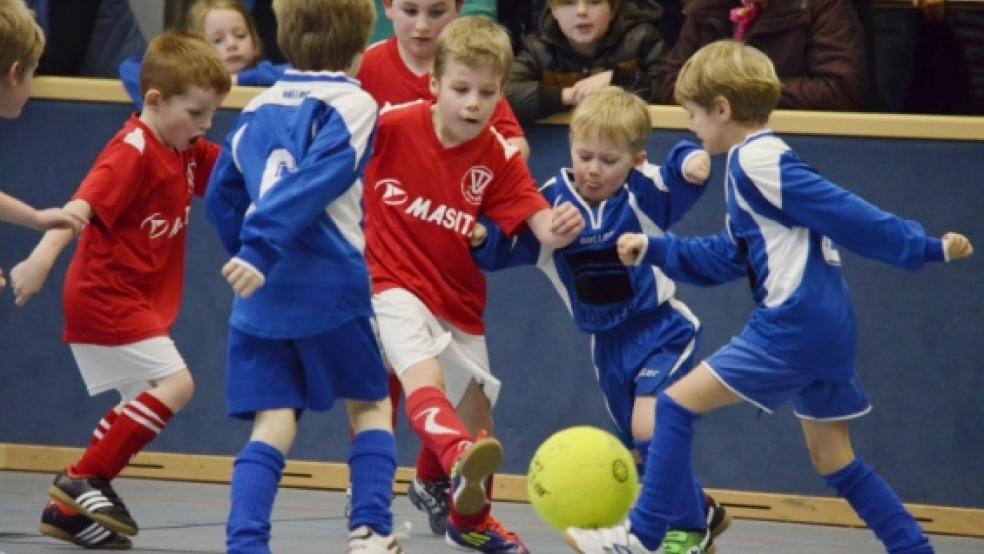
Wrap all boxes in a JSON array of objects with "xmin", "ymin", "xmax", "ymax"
[
  {"xmin": 629, "ymin": 392, "xmax": 701, "ymax": 550},
  {"xmin": 824, "ymin": 458, "xmax": 932, "ymax": 553},
  {"xmin": 349, "ymin": 429, "xmax": 397, "ymax": 535},
  {"xmin": 227, "ymin": 441, "xmax": 285, "ymax": 554}
]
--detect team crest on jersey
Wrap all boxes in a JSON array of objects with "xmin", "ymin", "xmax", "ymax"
[
  {"xmin": 461, "ymin": 166, "xmax": 493, "ymax": 206},
  {"xmin": 375, "ymin": 179, "xmax": 408, "ymax": 206}
]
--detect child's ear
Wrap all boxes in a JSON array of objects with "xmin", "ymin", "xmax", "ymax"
[
  {"xmin": 143, "ymin": 89, "xmax": 162, "ymax": 110},
  {"xmin": 633, "ymin": 150, "xmax": 647, "ymax": 167},
  {"xmin": 4, "ymin": 61, "xmax": 22, "ymax": 88},
  {"xmin": 713, "ymin": 95, "xmax": 732, "ymax": 121}
]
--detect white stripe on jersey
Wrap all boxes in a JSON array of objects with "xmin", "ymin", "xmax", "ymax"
[
  {"xmin": 325, "ymin": 91, "xmax": 377, "ymax": 253},
  {"xmin": 627, "ymin": 190, "xmax": 677, "ymax": 305},
  {"xmin": 733, "ymin": 144, "xmax": 809, "ymax": 308}
]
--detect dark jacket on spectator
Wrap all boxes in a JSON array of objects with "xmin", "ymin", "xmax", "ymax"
[
  {"xmin": 507, "ymin": 2, "xmax": 665, "ymax": 125},
  {"xmin": 657, "ymin": 0, "xmax": 865, "ymax": 110}
]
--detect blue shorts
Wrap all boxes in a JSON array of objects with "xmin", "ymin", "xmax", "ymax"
[
  {"xmin": 226, "ymin": 318, "xmax": 389, "ymax": 419},
  {"xmin": 705, "ymin": 336, "xmax": 871, "ymax": 420},
  {"xmin": 593, "ymin": 305, "xmax": 701, "ymax": 446}
]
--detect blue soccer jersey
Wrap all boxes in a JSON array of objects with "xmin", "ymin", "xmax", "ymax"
[
  {"xmin": 205, "ymin": 70, "xmax": 378, "ymax": 339},
  {"xmin": 476, "ymin": 141, "xmax": 706, "ymax": 334},
  {"xmin": 640, "ymin": 131, "xmax": 945, "ymax": 379}
]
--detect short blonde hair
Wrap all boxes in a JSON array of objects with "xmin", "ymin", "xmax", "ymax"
[
  {"xmin": 434, "ymin": 16, "xmax": 512, "ymax": 87},
  {"xmin": 0, "ymin": 0, "xmax": 44, "ymax": 78},
  {"xmin": 674, "ymin": 40, "xmax": 781, "ymax": 125},
  {"xmin": 273, "ymin": 0, "xmax": 375, "ymax": 71},
  {"xmin": 570, "ymin": 86, "xmax": 650, "ymax": 152},
  {"xmin": 186, "ymin": 0, "xmax": 264, "ymax": 63},
  {"xmin": 140, "ymin": 32, "xmax": 232, "ymax": 99}
]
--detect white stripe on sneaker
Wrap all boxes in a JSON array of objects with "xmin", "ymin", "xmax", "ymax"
[{"xmin": 77, "ymin": 522, "xmax": 110, "ymax": 543}]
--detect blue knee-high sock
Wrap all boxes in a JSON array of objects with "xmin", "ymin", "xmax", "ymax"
[
  {"xmin": 227, "ymin": 441, "xmax": 285, "ymax": 554},
  {"xmin": 629, "ymin": 393, "xmax": 702, "ymax": 550},
  {"xmin": 825, "ymin": 458, "xmax": 933, "ymax": 554},
  {"xmin": 349, "ymin": 429, "xmax": 397, "ymax": 535}
]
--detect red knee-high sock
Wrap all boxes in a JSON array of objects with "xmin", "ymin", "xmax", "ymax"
[
  {"xmin": 415, "ymin": 443, "xmax": 448, "ymax": 482},
  {"xmin": 72, "ymin": 392, "xmax": 173, "ymax": 481},
  {"xmin": 89, "ymin": 407, "xmax": 120, "ymax": 447},
  {"xmin": 405, "ymin": 387, "xmax": 472, "ymax": 474}
]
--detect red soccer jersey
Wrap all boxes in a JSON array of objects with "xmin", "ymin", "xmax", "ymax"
[
  {"xmin": 364, "ymin": 101, "xmax": 548, "ymax": 334},
  {"xmin": 62, "ymin": 115, "xmax": 220, "ymax": 345},
  {"xmin": 357, "ymin": 37, "xmax": 524, "ymax": 140}
]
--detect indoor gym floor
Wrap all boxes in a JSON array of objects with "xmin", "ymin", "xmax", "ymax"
[{"xmin": 1, "ymin": 471, "xmax": 981, "ymax": 553}]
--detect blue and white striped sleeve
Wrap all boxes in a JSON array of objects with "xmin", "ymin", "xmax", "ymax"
[
  {"xmin": 756, "ymin": 151, "xmax": 944, "ymax": 270},
  {"xmin": 633, "ymin": 140, "xmax": 707, "ymax": 229},
  {"xmin": 235, "ymin": 95, "xmax": 377, "ymax": 276},
  {"xmin": 205, "ymin": 119, "xmax": 251, "ymax": 256},
  {"xmin": 639, "ymin": 230, "xmax": 747, "ymax": 286}
]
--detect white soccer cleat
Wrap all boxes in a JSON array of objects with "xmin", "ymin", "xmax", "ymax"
[
  {"xmin": 563, "ymin": 522, "xmax": 657, "ymax": 554},
  {"xmin": 346, "ymin": 525, "xmax": 404, "ymax": 553}
]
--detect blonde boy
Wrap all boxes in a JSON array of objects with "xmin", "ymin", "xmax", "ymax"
[
  {"xmin": 204, "ymin": 1, "xmax": 405, "ymax": 552},
  {"xmin": 0, "ymin": 0, "xmax": 84, "ymax": 270},
  {"xmin": 358, "ymin": 0, "xmax": 530, "ymax": 159},
  {"xmin": 567, "ymin": 40, "xmax": 974, "ymax": 554},
  {"xmin": 363, "ymin": 16, "xmax": 583, "ymax": 553},
  {"xmin": 11, "ymin": 32, "xmax": 230, "ymax": 549}
]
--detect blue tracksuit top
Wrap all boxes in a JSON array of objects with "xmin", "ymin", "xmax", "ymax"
[
  {"xmin": 205, "ymin": 70, "xmax": 377, "ymax": 339},
  {"xmin": 640, "ymin": 130, "xmax": 945, "ymax": 378}
]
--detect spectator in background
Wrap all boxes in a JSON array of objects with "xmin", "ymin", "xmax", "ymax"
[
  {"xmin": 29, "ymin": 0, "xmax": 147, "ymax": 77},
  {"xmin": 507, "ymin": 0, "xmax": 664, "ymax": 125},
  {"xmin": 120, "ymin": 0, "xmax": 288, "ymax": 110},
  {"xmin": 656, "ymin": 0, "xmax": 866, "ymax": 111}
]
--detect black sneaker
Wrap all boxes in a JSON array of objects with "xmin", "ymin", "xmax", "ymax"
[
  {"xmin": 39, "ymin": 500, "xmax": 133, "ymax": 550},
  {"xmin": 407, "ymin": 477, "xmax": 450, "ymax": 536},
  {"xmin": 705, "ymin": 494, "xmax": 732, "ymax": 539},
  {"xmin": 48, "ymin": 471, "xmax": 139, "ymax": 536}
]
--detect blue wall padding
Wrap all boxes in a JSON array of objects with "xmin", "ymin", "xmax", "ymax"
[{"xmin": 0, "ymin": 100, "xmax": 980, "ymax": 508}]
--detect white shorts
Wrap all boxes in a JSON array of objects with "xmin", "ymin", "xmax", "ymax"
[
  {"xmin": 70, "ymin": 336, "xmax": 187, "ymax": 400},
  {"xmin": 372, "ymin": 288, "xmax": 500, "ymax": 407}
]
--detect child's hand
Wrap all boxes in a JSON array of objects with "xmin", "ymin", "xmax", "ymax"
[
  {"xmin": 470, "ymin": 221, "xmax": 488, "ymax": 248},
  {"xmin": 9, "ymin": 257, "xmax": 50, "ymax": 306},
  {"xmin": 551, "ymin": 202, "xmax": 585, "ymax": 245},
  {"xmin": 222, "ymin": 259, "xmax": 264, "ymax": 298},
  {"xmin": 942, "ymin": 232, "xmax": 973, "ymax": 261},
  {"xmin": 683, "ymin": 150, "xmax": 711, "ymax": 184},
  {"xmin": 569, "ymin": 70, "xmax": 614, "ymax": 106},
  {"xmin": 34, "ymin": 207, "xmax": 86, "ymax": 235},
  {"xmin": 0, "ymin": 268, "xmax": 5, "ymax": 293},
  {"xmin": 617, "ymin": 233, "xmax": 647, "ymax": 266}
]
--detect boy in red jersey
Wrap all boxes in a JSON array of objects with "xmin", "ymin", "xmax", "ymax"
[
  {"xmin": 363, "ymin": 16, "xmax": 583, "ymax": 554},
  {"xmin": 358, "ymin": 0, "xmax": 529, "ymax": 160},
  {"xmin": 354, "ymin": 0, "xmax": 530, "ymax": 528},
  {"xmin": 10, "ymin": 32, "xmax": 230, "ymax": 549}
]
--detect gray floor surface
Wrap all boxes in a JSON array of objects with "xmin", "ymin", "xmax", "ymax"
[{"xmin": 1, "ymin": 471, "xmax": 980, "ymax": 553}]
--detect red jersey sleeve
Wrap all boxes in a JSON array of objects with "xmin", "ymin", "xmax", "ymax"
[
  {"xmin": 490, "ymin": 98, "xmax": 524, "ymax": 140},
  {"xmin": 73, "ymin": 139, "xmax": 146, "ymax": 230},
  {"xmin": 481, "ymin": 154, "xmax": 548, "ymax": 236},
  {"xmin": 191, "ymin": 139, "xmax": 222, "ymax": 197}
]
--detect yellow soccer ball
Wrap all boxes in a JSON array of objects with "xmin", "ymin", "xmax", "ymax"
[{"xmin": 527, "ymin": 426, "xmax": 639, "ymax": 532}]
